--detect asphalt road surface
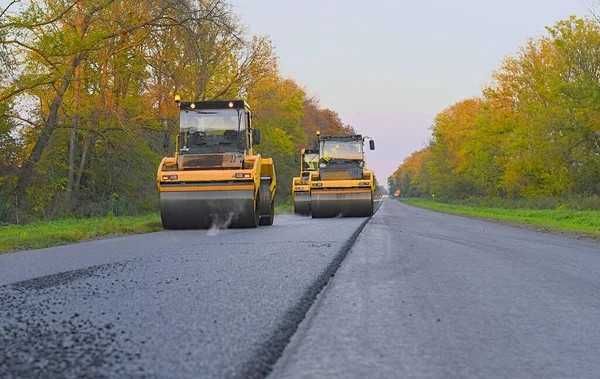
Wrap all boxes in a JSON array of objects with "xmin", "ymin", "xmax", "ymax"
[
  {"xmin": 0, "ymin": 215, "xmax": 367, "ymax": 378},
  {"xmin": 273, "ymin": 200, "xmax": 600, "ymax": 379},
  {"xmin": 2, "ymin": 200, "xmax": 600, "ymax": 378}
]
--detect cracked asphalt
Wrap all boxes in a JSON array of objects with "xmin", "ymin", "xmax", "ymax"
[{"xmin": 0, "ymin": 215, "xmax": 367, "ymax": 378}]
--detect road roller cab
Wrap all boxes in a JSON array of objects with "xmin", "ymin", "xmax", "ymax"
[
  {"xmin": 157, "ymin": 99, "xmax": 276, "ymax": 229},
  {"xmin": 310, "ymin": 134, "xmax": 376, "ymax": 218},
  {"xmin": 292, "ymin": 148, "xmax": 319, "ymax": 215}
]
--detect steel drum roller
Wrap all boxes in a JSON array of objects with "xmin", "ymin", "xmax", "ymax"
[
  {"xmin": 160, "ymin": 189, "xmax": 256, "ymax": 229},
  {"xmin": 293, "ymin": 192, "xmax": 311, "ymax": 215},
  {"xmin": 311, "ymin": 190, "xmax": 373, "ymax": 218}
]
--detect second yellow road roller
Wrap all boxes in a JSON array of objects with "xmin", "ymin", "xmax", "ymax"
[
  {"xmin": 156, "ymin": 99, "xmax": 276, "ymax": 229},
  {"xmin": 292, "ymin": 147, "xmax": 319, "ymax": 215},
  {"xmin": 310, "ymin": 134, "xmax": 376, "ymax": 218}
]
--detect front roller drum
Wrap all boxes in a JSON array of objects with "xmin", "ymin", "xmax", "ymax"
[
  {"xmin": 160, "ymin": 190, "xmax": 257, "ymax": 229},
  {"xmin": 293, "ymin": 192, "xmax": 311, "ymax": 215},
  {"xmin": 311, "ymin": 190, "xmax": 373, "ymax": 218}
]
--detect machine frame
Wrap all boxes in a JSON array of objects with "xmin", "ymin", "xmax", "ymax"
[{"xmin": 156, "ymin": 99, "xmax": 276, "ymax": 229}]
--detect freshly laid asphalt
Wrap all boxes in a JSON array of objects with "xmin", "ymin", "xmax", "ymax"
[
  {"xmin": 3, "ymin": 200, "xmax": 600, "ymax": 379},
  {"xmin": 0, "ymin": 215, "xmax": 367, "ymax": 378},
  {"xmin": 272, "ymin": 200, "xmax": 600, "ymax": 379}
]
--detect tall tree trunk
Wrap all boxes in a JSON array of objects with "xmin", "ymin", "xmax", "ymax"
[
  {"xmin": 75, "ymin": 133, "xmax": 93, "ymax": 191},
  {"xmin": 75, "ymin": 111, "xmax": 99, "ymax": 191},
  {"xmin": 15, "ymin": 53, "xmax": 83, "ymax": 209},
  {"xmin": 66, "ymin": 65, "xmax": 81, "ymax": 207},
  {"xmin": 66, "ymin": 3, "xmax": 86, "ymax": 208}
]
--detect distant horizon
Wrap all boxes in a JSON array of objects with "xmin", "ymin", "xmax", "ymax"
[{"xmin": 231, "ymin": 0, "xmax": 591, "ymax": 180}]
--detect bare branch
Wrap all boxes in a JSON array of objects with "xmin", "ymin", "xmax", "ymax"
[
  {"xmin": 0, "ymin": 0, "xmax": 19, "ymax": 20},
  {"xmin": 0, "ymin": 79, "xmax": 56, "ymax": 102},
  {"xmin": 2, "ymin": 39, "xmax": 59, "ymax": 68},
  {"xmin": 1, "ymin": 1, "xmax": 78, "ymax": 29},
  {"xmin": 8, "ymin": 114, "xmax": 41, "ymax": 128}
]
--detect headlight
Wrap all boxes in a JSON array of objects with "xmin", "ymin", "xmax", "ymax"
[
  {"xmin": 234, "ymin": 172, "xmax": 252, "ymax": 179},
  {"xmin": 312, "ymin": 182, "xmax": 323, "ymax": 187},
  {"xmin": 161, "ymin": 174, "xmax": 178, "ymax": 181},
  {"xmin": 359, "ymin": 181, "xmax": 371, "ymax": 186}
]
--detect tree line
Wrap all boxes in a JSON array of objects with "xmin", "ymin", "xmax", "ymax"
[
  {"xmin": 389, "ymin": 17, "xmax": 600, "ymax": 203},
  {"xmin": 0, "ymin": 0, "xmax": 352, "ymax": 224}
]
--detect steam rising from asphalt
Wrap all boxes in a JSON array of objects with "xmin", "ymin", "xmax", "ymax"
[{"xmin": 206, "ymin": 212, "xmax": 235, "ymax": 236}]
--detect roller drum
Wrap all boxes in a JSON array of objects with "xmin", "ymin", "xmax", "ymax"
[
  {"xmin": 160, "ymin": 190, "xmax": 256, "ymax": 229},
  {"xmin": 293, "ymin": 192, "xmax": 311, "ymax": 215},
  {"xmin": 311, "ymin": 190, "xmax": 373, "ymax": 218}
]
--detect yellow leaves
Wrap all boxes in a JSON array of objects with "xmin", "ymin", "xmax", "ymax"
[
  {"xmin": 432, "ymin": 98, "xmax": 481, "ymax": 174},
  {"xmin": 393, "ymin": 16, "xmax": 600, "ymax": 200}
]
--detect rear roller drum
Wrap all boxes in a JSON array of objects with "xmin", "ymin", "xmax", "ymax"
[{"xmin": 293, "ymin": 193, "xmax": 311, "ymax": 215}]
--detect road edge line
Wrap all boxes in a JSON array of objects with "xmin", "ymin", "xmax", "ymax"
[{"xmin": 236, "ymin": 216, "xmax": 373, "ymax": 379}]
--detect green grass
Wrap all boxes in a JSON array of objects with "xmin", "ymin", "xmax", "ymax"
[
  {"xmin": 0, "ymin": 213, "xmax": 162, "ymax": 254},
  {"xmin": 275, "ymin": 199, "xmax": 293, "ymax": 214},
  {"xmin": 1, "ymin": 198, "xmax": 294, "ymax": 254},
  {"xmin": 403, "ymin": 198, "xmax": 600, "ymax": 238}
]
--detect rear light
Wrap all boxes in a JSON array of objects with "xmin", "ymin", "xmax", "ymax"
[
  {"xmin": 359, "ymin": 181, "xmax": 371, "ymax": 186},
  {"xmin": 234, "ymin": 172, "xmax": 252, "ymax": 179},
  {"xmin": 312, "ymin": 182, "xmax": 323, "ymax": 187},
  {"xmin": 161, "ymin": 174, "xmax": 178, "ymax": 181}
]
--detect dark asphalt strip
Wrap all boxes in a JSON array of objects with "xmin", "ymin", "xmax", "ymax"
[
  {"xmin": 0, "ymin": 260, "xmax": 142, "ymax": 378},
  {"xmin": 239, "ymin": 217, "xmax": 372, "ymax": 379},
  {"xmin": 9, "ymin": 261, "xmax": 126, "ymax": 291},
  {"xmin": 0, "ymin": 215, "xmax": 373, "ymax": 378}
]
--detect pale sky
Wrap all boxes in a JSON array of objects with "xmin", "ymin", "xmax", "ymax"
[
  {"xmin": 231, "ymin": 0, "xmax": 591, "ymax": 180},
  {"xmin": 1, "ymin": 0, "xmax": 591, "ymax": 180}
]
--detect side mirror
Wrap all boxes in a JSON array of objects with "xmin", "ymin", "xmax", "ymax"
[
  {"xmin": 369, "ymin": 140, "xmax": 375, "ymax": 150},
  {"xmin": 253, "ymin": 128, "xmax": 261, "ymax": 145}
]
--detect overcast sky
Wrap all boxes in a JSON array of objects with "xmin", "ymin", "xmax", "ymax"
[{"xmin": 230, "ymin": 0, "xmax": 591, "ymax": 180}]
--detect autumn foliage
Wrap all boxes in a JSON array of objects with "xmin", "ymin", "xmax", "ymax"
[
  {"xmin": 390, "ymin": 17, "xmax": 600, "ymax": 201},
  {"xmin": 0, "ymin": 0, "xmax": 351, "ymax": 223}
]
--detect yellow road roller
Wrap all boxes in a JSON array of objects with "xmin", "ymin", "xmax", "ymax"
[
  {"xmin": 156, "ymin": 99, "xmax": 276, "ymax": 229},
  {"xmin": 292, "ymin": 148, "xmax": 319, "ymax": 215},
  {"xmin": 311, "ymin": 134, "xmax": 376, "ymax": 218}
]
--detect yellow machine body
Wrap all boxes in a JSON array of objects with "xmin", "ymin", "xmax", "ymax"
[
  {"xmin": 310, "ymin": 134, "xmax": 376, "ymax": 218},
  {"xmin": 292, "ymin": 148, "xmax": 319, "ymax": 215},
  {"xmin": 156, "ymin": 100, "xmax": 276, "ymax": 229}
]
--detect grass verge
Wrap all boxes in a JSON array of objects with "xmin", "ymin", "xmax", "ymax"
[
  {"xmin": 0, "ymin": 213, "xmax": 162, "ymax": 254},
  {"xmin": 2, "ymin": 198, "xmax": 293, "ymax": 254},
  {"xmin": 275, "ymin": 199, "xmax": 293, "ymax": 214},
  {"xmin": 403, "ymin": 198, "xmax": 600, "ymax": 238}
]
